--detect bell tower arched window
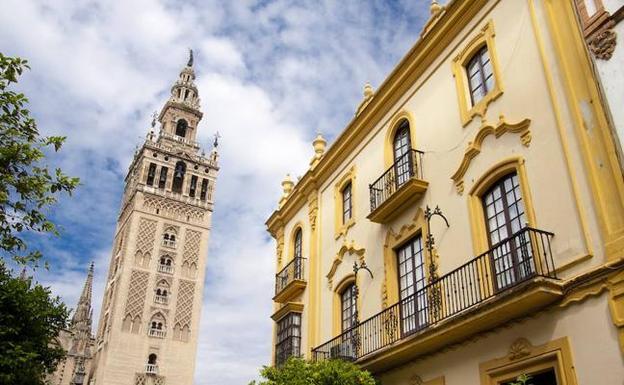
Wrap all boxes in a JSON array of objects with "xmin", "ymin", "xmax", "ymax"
[
  {"xmin": 172, "ymin": 161, "xmax": 186, "ymax": 193},
  {"xmin": 175, "ymin": 119, "xmax": 188, "ymax": 138}
]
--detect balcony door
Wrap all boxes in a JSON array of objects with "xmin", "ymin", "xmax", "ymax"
[
  {"xmin": 393, "ymin": 120, "xmax": 412, "ymax": 188},
  {"xmin": 397, "ymin": 235, "xmax": 428, "ymax": 335},
  {"xmin": 482, "ymin": 172, "xmax": 534, "ymax": 291},
  {"xmin": 293, "ymin": 228, "xmax": 303, "ymax": 280}
]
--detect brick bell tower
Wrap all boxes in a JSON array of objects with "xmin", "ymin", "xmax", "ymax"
[{"xmin": 89, "ymin": 50, "xmax": 219, "ymax": 385}]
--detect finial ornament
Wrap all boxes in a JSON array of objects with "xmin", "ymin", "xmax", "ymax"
[
  {"xmin": 187, "ymin": 48, "xmax": 194, "ymax": 67},
  {"xmin": 364, "ymin": 82, "xmax": 374, "ymax": 98},
  {"xmin": 430, "ymin": 0, "xmax": 443, "ymax": 16},
  {"xmin": 310, "ymin": 132, "xmax": 327, "ymax": 166},
  {"xmin": 151, "ymin": 111, "xmax": 158, "ymax": 128}
]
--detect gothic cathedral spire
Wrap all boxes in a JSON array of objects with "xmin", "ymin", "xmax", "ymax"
[{"xmin": 71, "ymin": 262, "xmax": 94, "ymax": 333}]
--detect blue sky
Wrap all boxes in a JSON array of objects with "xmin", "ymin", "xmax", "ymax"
[{"xmin": 0, "ymin": 0, "xmax": 430, "ymax": 383}]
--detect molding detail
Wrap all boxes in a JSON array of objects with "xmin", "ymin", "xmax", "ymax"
[
  {"xmin": 451, "ymin": 116, "xmax": 531, "ymax": 194},
  {"xmin": 275, "ymin": 227, "xmax": 285, "ymax": 266},
  {"xmin": 308, "ymin": 192, "xmax": 319, "ymax": 231},
  {"xmin": 589, "ymin": 29, "xmax": 617, "ymax": 60},
  {"xmin": 508, "ymin": 337, "xmax": 532, "ymax": 360},
  {"xmin": 326, "ymin": 241, "xmax": 365, "ymax": 289}
]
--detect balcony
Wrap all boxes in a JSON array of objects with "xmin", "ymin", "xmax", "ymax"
[
  {"xmin": 154, "ymin": 295, "xmax": 168, "ymax": 305},
  {"xmin": 312, "ymin": 227, "xmax": 563, "ymax": 372},
  {"xmin": 145, "ymin": 364, "xmax": 158, "ymax": 375},
  {"xmin": 273, "ymin": 258, "xmax": 306, "ymax": 303},
  {"xmin": 368, "ymin": 149, "xmax": 428, "ymax": 223},
  {"xmin": 158, "ymin": 264, "xmax": 174, "ymax": 274},
  {"xmin": 148, "ymin": 328, "xmax": 166, "ymax": 338}
]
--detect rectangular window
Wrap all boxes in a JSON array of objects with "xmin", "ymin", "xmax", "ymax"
[
  {"xmin": 189, "ymin": 175, "xmax": 198, "ymax": 198},
  {"xmin": 397, "ymin": 235, "xmax": 428, "ymax": 334},
  {"xmin": 342, "ymin": 182, "xmax": 352, "ymax": 224},
  {"xmin": 200, "ymin": 179, "xmax": 208, "ymax": 201},
  {"xmin": 275, "ymin": 313, "xmax": 301, "ymax": 366},
  {"xmin": 467, "ymin": 46, "xmax": 494, "ymax": 106},
  {"xmin": 146, "ymin": 163, "xmax": 156, "ymax": 186},
  {"xmin": 158, "ymin": 167, "xmax": 168, "ymax": 189},
  {"xmin": 502, "ymin": 368, "xmax": 558, "ymax": 385},
  {"xmin": 341, "ymin": 284, "xmax": 357, "ymax": 332},
  {"xmin": 482, "ymin": 172, "xmax": 533, "ymax": 291}
]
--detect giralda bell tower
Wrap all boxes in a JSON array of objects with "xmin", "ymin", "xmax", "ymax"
[{"xmin": 90, "ymin": 51, "xmax": 218, "ymax": 385}]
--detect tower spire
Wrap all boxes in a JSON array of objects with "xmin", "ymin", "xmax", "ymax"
[
  {"xmin": 71, "ymin": 262, "xmax": 94, "ymax": 332},
  {"xmin": 187, "ymin": 48, "xmax": 194, "ymax": 67}
]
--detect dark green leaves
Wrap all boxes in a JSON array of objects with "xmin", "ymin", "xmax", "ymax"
[{"xmin": 0, "ymin": 53, "xmax": 79, "ymax": 266}]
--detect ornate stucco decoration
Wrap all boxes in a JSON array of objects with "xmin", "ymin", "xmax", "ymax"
[
  {"xmin": 508, "ymin": 337, "xmax": 532, "ymax": 360},
  {"xmin": 275, "ymin": 227, "xmax": 285, "ymax": 265},
  {"xmin": 410, "ymin": 375, "xmax": 425, "ymax": 385},
  {"xmin": 308, "ymin": 193, "xmax": 319, "ymax": 231},
  {"xmin": 326, "ymin": 241, "xmax": 365, "ymax": 289},
  {"xmin": 589, "ymin": 29, "xmax": 617, "ymax": 60},
  {"xmin": 451, "ymin": 116, "xmax": 531, "ymax": 194}
]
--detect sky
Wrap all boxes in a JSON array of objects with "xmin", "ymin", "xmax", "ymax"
[{"xmin": 0, "ymin": 1, "xmax": 430, "ymax": 383}]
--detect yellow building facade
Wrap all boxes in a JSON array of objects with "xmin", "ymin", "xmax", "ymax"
[{"xmin": 266, "ymin": 1, "xmax": 624, "ymax": 384}]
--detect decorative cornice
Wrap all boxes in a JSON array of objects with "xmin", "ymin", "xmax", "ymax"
[{"xmin": 451, "ymin": 116, "xmax": 531, "ymax": 194}]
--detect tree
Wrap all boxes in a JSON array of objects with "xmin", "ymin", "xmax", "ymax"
[
  {"xmin": 0, "ymin": 53, "xmax": 78, "ymax": 383},
  {"xmin": 249, "ymin": 358, "xmax": 378, "ymax": 385},
  {"xmin": 0, "ymin": 53, "xmax": 79, "ymax": 267},
  {"xmin": 0, "ymin": 263, "xmax": 69, "ymax": 385}
]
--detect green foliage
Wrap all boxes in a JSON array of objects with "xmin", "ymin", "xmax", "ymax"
[
  {"xmin": 0, "ymin": 53, "xmax": 79, "ymax": 266},
  {"xmin": 249, "ymin": 358, "xmax": 378, "ymax": 385},
  {"xmin": 508, "ymin": 374, "xmax": 532, "ymax": 385},
  {"xmin": 0, "ymin": 263, "xmax": 69, "ymax": 385}
]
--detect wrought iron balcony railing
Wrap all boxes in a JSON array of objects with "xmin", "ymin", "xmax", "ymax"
[
  {"xmin": 369, "ymin": 149, "xmax": 424, "ymax": 212},
  {"xmin": 275, "ymin": 336, "xmax": 302, "ymax": 366},
  {"xmin": 312, "ymin": 227, "xmax": 556, "ymax": 362},
  {"xmin": 275, "ymin": 257, "xmax": 306, "ymax": 296}
]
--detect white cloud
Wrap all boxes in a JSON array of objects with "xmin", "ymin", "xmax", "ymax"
[{"xmin": 1, "ymin": 0, "xmax": 429, "ymax": 384}]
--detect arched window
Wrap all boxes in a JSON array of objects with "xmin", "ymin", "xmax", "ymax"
[
  {"xmin": 172, "ymin": 161, "xmax": 186, "ymax": 193},
  {"xmin": 482, "ymin": 172, "xmax": 530, "ymax": 290},
  {"xmin": 293, "ymin": 228, "xmax": 302, "ymax": 260},
  {"xmin": 175, "ymin": 120, "xmax": 188, "ymax": 138},
  {"xmin": 466, "ymin": 46, "xmax": 494, "ymax": 106},
  {"xmin": 162, "ymin": 228, "xmax": 177, "ymax": 247},
  {"xmin": 148, "ymin": 354, "xmax": 157, "ymax": 365},
  {"xmin": 148, "ymin": 313, "xmax": 167, "ymax": 338},
  {"xmin": 393, "ymin": 119, "xmax": 412, "ymax": 187}
]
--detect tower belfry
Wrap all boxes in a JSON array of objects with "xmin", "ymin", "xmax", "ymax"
[{"xmin": 89, "ymin": 53, "xmax": 219, "ymax": 385}]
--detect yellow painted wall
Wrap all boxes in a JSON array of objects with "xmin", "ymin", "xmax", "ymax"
[{"xmin": 269, "ymin": 0, "xmax": 624, "ymax": 370}]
